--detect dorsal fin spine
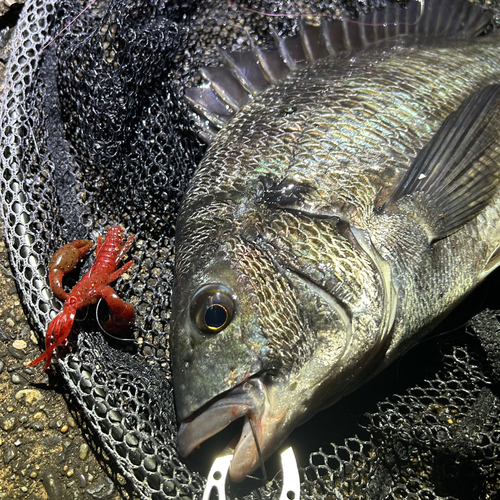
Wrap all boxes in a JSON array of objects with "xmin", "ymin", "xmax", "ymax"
[
  {"xmin": 271, "ymin": 27, "xmax": 306, "ymax": 70},
  {"xmin": 299, "ymin": 20, "xmax": 327, "ymax": 62},
  {"xmin": 341, "ymin": 20, "xmax": 352, "ymax": 51},
  {"xmin": 269, "ymin": 26, "xmax": 293, "ymax": 69},
  {"xmin": 320, "ymin": 19, "xmax": 336, "ymax": 56},
  {"xmin": 357, "ymin": 21, "xmax": 369, "ymax": 48},
  {"xmin": 217, "ymin": 48, "xmax": 254, "ymax": 96}
]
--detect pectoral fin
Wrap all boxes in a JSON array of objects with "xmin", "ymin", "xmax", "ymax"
[{"xmin": 381, "ymin": 85, "xmax": 500, "ymax": 242}]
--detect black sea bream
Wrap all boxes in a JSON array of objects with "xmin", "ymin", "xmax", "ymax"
[{"xmin": 171, "ymin": 0, "xmax": 500, "ymax": 481}]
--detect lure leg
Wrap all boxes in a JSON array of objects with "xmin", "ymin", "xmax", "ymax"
[
  {"xmin": 100, "ymin": 285, "xmax": 135, "ymax": 333},
  {"xmin": 107, "ymin": 259, "xmax": 134, "ymax": 283}
]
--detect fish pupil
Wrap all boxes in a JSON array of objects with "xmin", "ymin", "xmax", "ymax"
[{"xmin": 205, "ymin": 304, "xmax": 228, "ymax": 330}]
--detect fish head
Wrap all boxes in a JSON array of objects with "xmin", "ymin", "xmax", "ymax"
[{"xmin": 171, "ymin": 199, "xmax": 366, "ymax": 482}]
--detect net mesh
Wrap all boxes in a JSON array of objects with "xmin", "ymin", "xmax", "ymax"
[{"xmin": 1, "ymin": 0, "xmax": 499, "ymax": 498}]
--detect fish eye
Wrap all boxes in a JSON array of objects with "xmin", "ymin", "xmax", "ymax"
[{"xmin": 190, "ymin": 284, "xmax": 236, "ymax": 334}]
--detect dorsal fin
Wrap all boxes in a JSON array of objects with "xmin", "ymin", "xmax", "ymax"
[{"xmin": 185, "ymin": 0, "xmax": 493, "ymax": 143}]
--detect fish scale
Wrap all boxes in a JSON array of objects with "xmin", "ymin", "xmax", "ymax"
[{"xmin": 171, "ymin": 0, "xmax": 500, "ymax": 483}]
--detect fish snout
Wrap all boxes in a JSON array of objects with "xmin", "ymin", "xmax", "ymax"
[{"xmin": 177, "ymin": 376, "xmax": 297, "ymax": 482}]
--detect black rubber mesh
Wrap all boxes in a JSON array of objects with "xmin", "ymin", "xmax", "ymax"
[{"xmin": 1, "ymin": 0, "xmax": 500, "ymax": 499}]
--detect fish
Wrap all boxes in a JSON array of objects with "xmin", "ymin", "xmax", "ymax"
[{"xmin": 170, "ymin": 0, "xmax": 500, "ymax": 482}]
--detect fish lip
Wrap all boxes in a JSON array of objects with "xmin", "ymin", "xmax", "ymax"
[{"xmin": 177, "ymin": 376, "xmax": 268, "ymax": 475}]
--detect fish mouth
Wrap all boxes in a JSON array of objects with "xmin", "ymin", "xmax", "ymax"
[{"xmin": 178, "ymin": 376, "xmax": 276, "ymax": 482}]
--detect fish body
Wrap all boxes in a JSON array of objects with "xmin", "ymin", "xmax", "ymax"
[{"xmin": 171, "ymin": 0, "xmax": 500, "ymax": 481}]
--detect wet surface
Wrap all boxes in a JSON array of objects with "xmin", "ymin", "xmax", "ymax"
[
  {"xmin": 0, "ymin": 4, "xmax": 134, "ymax": 498},
  {"xmin": 0, "ymin": 216, "xmax": 130, "ymax": 500}
]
